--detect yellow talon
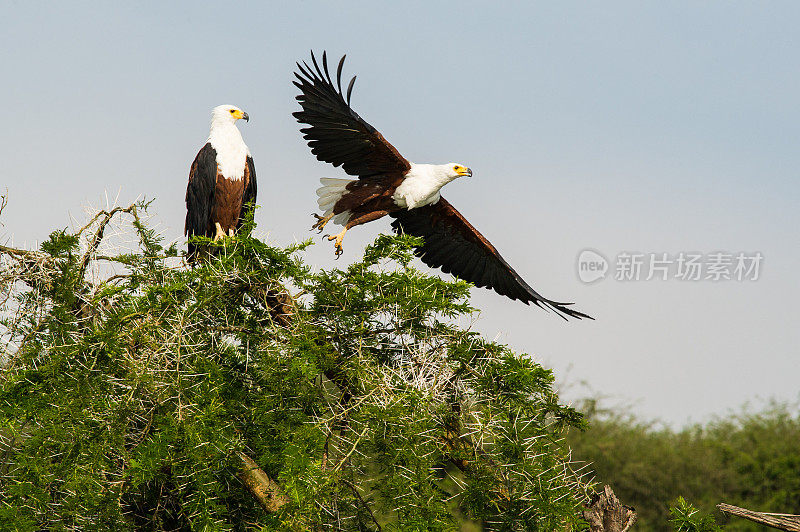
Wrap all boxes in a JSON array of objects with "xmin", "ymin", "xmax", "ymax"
[
  {"xmin": 327, "ymin": 228, "xmax": 347, "ymax": 258},
  {"xmin": 312, "ymin": 212, "xmax": 335, "ymax": 233},
  {"xmin": 214, "ymin": 222, "xmax": 226, "ymax": 241}
]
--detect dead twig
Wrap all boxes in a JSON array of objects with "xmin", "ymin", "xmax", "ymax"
[
  {"xmin": 0, "ymin": 244, "xmax": 45, "ymax": 260},
  {"xmin": 718, "ymin": 503, "xmax": 800, "ymax": 531}
]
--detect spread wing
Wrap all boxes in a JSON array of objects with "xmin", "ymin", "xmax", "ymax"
[
  {"xmin": 238, "ymin": 155, "xmax": 257, "ymax": 228},
  {"xmin": 185, "ymin": 143, "xmax": 217, "ymax": 261},
  {"xmin": 390, "ymin": 198, "xmax": 592, "ymax": 320},
  {"xmin": 293, "ymin": 51, "xmax": 411, "ymax": 179}
]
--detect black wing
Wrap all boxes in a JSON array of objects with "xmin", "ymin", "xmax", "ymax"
[
  {"xmin": 293, "ymin": 51, "xmax": 411, "ymax": 179},
  {"xmin": 237, "ymin": 154, "xmax": 257, "ymax": 228},
  {"xmin": 390, "ymin": 198, "xmax": 592, "ymax": 320},
  {"xmin": 185, "ymin": 143, "xmax": 217, "ymax": 262}
]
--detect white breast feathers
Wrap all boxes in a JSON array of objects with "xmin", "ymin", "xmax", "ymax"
[{"xmin": 208, "ymin": 123, "xmax": 249, "ymax": 180}]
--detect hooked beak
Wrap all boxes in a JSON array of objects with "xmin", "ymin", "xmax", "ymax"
[
  {"xmin": 241, "ymin": 111, "xmax": 249, "ymax": 122},
  {"xmin": 457, "ymin": 167, "xmax": 472, "ymax": 178}
]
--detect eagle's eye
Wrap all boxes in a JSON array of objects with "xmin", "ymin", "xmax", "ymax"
[
  {"xmin": 454, "ymin": 165, "xmax": 461, "ymax": 171},
  {"xmin": 229, "ymin": 109, "xmax": 236, "ymax": 114}
]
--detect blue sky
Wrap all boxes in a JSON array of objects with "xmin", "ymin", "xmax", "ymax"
[{"xmin": 2, "ymin": 2, "xmax": 798, "ymax": 425}]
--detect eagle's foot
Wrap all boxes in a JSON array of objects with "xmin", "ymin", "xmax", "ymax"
[
  {"xmin": 212, "ymin": 223, "xmax": 236, "ymax": 242},
  {"xmin": 327, "ymin": 229, "xmax": 347, "ymax": 258},
  {"xmin": 214, "ymin": 222, "xmax": 226, "ymax": 241},
  {"xmin": 312, "ymin": 212, "xmax": 334, "ymax": 233}
]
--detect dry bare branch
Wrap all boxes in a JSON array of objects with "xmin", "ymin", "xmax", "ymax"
[{"xmin": 718, "ymin": 503, "xmax": 800, "ymax": 531}]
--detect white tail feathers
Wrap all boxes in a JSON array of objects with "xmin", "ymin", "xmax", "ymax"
[{"xmin": 316, "ymin": 178, "xmax": 354, "ymax": 226}]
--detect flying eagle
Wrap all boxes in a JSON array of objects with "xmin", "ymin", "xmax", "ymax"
[
  {"xmin": 185, "ymin": 105, "xmax": 257, "ymax": 262},
  {"xmin": 293, "ymin": 52, "xmax": 591, "ymax": 320}
]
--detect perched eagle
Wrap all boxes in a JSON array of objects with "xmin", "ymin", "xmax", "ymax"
[
  {"xmin": 293, "ymin": 52, "xmax": 591, "ymax": 320},
  {"xmin": 185, "ymin": 105, "xmax": 257, "ymax": 262}
]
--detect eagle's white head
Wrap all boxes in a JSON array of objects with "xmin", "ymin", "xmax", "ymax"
[
  {"xmin": 394, "ymin": 163, "xmax": 473, "ymax": 209},
  {"xmin": 446, "ymin": 164, "xmax": 472, "ymax": 179},
  {"xmin": 211, "ymin": 104, "xmax": 249, "ymax": 126}
]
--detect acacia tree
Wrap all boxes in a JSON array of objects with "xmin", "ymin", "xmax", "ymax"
[{"xmin": 0, "ymin": 201, "xmax": 591, "ymax": 530}]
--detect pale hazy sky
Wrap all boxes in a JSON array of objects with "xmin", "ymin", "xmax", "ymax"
[{"xmin": 2, "ymin": 2, "xmax": 798, "ymax": 425}]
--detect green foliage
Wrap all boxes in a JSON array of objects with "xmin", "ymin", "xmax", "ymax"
[
  {"xmin": 40, "ymin": 228, "xmax": 80, "ymax": 257},
  {"xmin": 669, "ymin": 497, "xmax": 721, "ymax": 532},
  {"xmin": 567, "ymin": 399, "xmax": 800, "ymax": 531},
  {"xmin": 0, "ymin": 205, "xmax": 591, "ymax": 530}
]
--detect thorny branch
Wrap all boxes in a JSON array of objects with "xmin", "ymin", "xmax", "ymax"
[
  {"xmin": 0, "ymin": 244, "xmax": 43, "ymax": 260},
  {"xmin": 342, "ymin": 478, "xmax": 383, "ymax": 532},
  {"xmin": 76, "ymin": 204, "xmax": 142, "ymax": 282},
  {"xmin": 1, "ymin": 200, "xmax": 292, "ymax": 516}
]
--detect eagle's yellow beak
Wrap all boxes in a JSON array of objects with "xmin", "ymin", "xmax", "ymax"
[
  {"xmin": 455, "ymin": 166, "xmax": 472, "ymax": 177},
  {"xmin": 231, "ymin": 109, "xmax": 249, "ymax": 122}
]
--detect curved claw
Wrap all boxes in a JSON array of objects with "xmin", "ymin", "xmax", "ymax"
[
  {"xmin": 312, "ymin": 212, "xmax": 335, "ymax": 233},
  {"xmin": 327, "ymin": 228, "xmax": 347, "ymax": 258}
]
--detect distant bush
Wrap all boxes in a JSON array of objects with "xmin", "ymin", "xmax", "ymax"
[{"xmin": 567, "ymin": 398, "xmax": 800, "ymax": 531}]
